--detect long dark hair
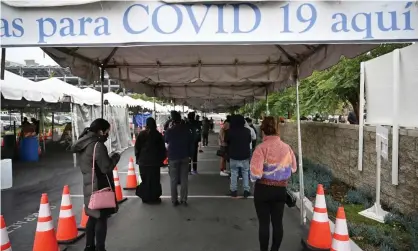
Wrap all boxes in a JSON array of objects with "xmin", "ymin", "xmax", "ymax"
[
  {"xmin": 79, "ymin": 118, "xmax": 111, "ymax": 139},
  {"xmin": 145, "ymin": 117, "xmax": 157, "ymax": 131}
]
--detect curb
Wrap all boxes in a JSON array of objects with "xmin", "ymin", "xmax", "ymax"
[{"xmin": 291, "ymin": 191, "xmax": 363, "ymax": 251}]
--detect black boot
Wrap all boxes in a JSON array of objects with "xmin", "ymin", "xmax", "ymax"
[{"xmin": 84, "ymin": 246, "xmax": 95, "ymax": 251}]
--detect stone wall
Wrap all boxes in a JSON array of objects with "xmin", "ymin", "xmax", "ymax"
[{"xmin": 279, "ymin": 122, "xmax": 418, "ymax": 214}]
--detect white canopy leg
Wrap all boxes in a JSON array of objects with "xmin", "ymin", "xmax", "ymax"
[{"xmin": 295, "ymin": 71, "xmax": 306, "ymax": 226}]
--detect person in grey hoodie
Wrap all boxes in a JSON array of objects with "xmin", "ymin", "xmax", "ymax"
[{"xmin": 71, "ymin": 118, "xmax": 121, "ymax": 251}]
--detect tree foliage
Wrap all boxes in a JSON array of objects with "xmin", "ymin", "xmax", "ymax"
[{"xmin": 240, "ymin": 43, "xmax": 411, "ymax": 119}]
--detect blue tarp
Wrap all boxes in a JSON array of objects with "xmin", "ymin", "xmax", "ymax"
[{"xmin": 133, "ymin": 113, "xmax": 152, "ymax": 127}]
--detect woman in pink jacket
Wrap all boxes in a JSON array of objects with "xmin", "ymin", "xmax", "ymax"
[{"xmin": 250, "ymin": 117, "xmax": 297, "ymax": 251}]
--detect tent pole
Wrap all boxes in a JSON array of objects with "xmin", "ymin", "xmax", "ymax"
[
  {"xmin": 295, "ymin": 68, "xmax": 306, "ymax": 226},
  {"xmin": 358, "ymin": 62, "xmax": 365, "ymax": 171},
  {"xmin": 153, "ymin": 97, "xmax": 156, "ymax": 119},
  {"xmin": 1, "ymin": 48, "xmax": 6, "ymax": 80},
  {"xmin": 265, "ymin": 87, "xmax": 269, "ymax": 116},
  {"xmin": 391, "ymin": 49, "xmax": 400, "ymax": 185},
  {"xmin": 100, "ymin": 67, "xmax": 105, "ymax": 118},
  {"xmin": 51, "ymin": 112, "xmax": 54, "ymax": 141},
  {"xmin": 71, "ymin": 101, "xmax": 77, "ymax": 168}
]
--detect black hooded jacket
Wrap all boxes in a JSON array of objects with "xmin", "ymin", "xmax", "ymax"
[
  {"xmin": 225, "ymin": 115, "xmax": 252, "ymax": 160},
  {"xmin": 71, "ymin": 131, "xmax": 120, "ymax": 218}
]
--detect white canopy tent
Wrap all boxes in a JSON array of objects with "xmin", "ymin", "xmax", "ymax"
[
  {"xmin": 1, "ymin": 0, "xmax": 417, "ymax": 227},
  {"xmin": 1, "ymin": 70, "xmax": 60, "ymax": 103},
  {"xmin": 37, "ymin": 77, "xmax": 99, "ymax": 105},
  {"xmin": 103, "ymin": 92, "xmax": 128, "ymax": 107}
]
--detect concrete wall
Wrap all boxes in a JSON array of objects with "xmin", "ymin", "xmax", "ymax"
[{"xmin": 279, "ymin": 122, "xmax": 418, "ymax": 214}]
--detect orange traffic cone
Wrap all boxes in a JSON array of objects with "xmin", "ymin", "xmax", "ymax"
[
  {"xmin": 302, "ymin": 184, "xmax": 332, "ymax": 251},
  {"xmin": 132, "ymin": 134, "xmax": 136, "ymax": 145},
  {"xmin": 113, "ymin": 167, "xmax": 127, "ymax": 204},
  {"xmin": 331, "ymin": 207, "xmax": 350, "ymax": 251},
  {"xmin": 33, "ymin": 193, "xmax": 60, "ymax": 251},
  {"xmin": 1, "ymin": 215, "xmax": 12, "ymax": 251},
  {"xmin": 78, "ymin": 205, "xmax": 89, "ymax": 231},
  {"xmin": 56, "ymin": 185, "xmax": 85, "ymax": 244},
  {"xmin": 124, "ymin": 157, "xmax": 138, "ymax": 190}
]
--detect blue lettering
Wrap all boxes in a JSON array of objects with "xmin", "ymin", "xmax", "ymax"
[
  {"xmin": 351, "ymin": 13, "xmax": 373, "ymax": 39},
  {"xmin": 0, "ymin": 19, "xmax": 10, "ymax": 37},
  {"xmin": 123, "ymin": 4, "xmax": 149, "ymax": 34},
  {"xmin": 94, "ymin": 17, "xmax": 110, "ymax": 36},
  {"xmin": 376, "ymin": 11, "xmax": 400, "ymax": 31},
  {"xmin": 12, "ymin": 18, "xmax": 24, "ymax": 37},
  {"xmin": 402, "ymin": 2, "xmax": 413, "ymax": 31},
  {"xmin": 78, "ymin": 17, "xmax": 92, "ymax": 36},
  {"xmin": 59, "ymin": 18, "xmax": 76, "ymax": 36},
  {"xmin": 185, "ymin": 4, "xmax": 211, "ymax": 34},
  {"xmin": 152, "ymin": 4, "xmax": 183, "ymax": 34},
  {"xmin": 1, "ymin": 18, "xmax": 24, "ymax": 38},
  {"xmin": 331, "ymin": 13, "xmax": 349, "ymax": 33},
  {"xmin": 36, "ymin": 17, "xmax": 57, "ymax": 43},
  {"xmin": 296, "ymin": 3, "xmax": 317, "ymax": 33},
  {"xmin": 232, "ymin": 3, "xmax": 261, "ymax": 34},
  {"xmin": 216, "ymin": 4, "xmax": 227, "ymax": 34}
]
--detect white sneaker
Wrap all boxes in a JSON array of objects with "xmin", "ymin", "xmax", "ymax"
[{"xmin": 220, "ymin": 171, "xmax": 229, "ymax": 177}]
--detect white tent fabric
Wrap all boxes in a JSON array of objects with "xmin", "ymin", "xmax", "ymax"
[
  {"xmin": 1, "ymin": 70, "xmax": 60, "ymax": 103},
  {"xmin": 44, "ymin": 44, "xmax": 376, "ymax": 110},
  {"xmin": 37, "ymin": 78, "xmax": 98, "ymax": 105},
  {"xmin": 103, "ymin": 92, "xmax": 128, "ymax": 107},
  {"xmin": 122, "ymin": 95, "xmax": 141, "ymax": 108}
]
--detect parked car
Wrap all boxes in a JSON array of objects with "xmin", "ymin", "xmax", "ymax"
[{"xmin": 0, "ymin": 114, "xmax": 21, "ymax": 130}]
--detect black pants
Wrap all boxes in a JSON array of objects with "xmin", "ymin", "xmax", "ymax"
[
  {"xmin": 253, "ymin": 183, "xmax": 286, "ymax": 251},
  {"xmin": 189, "ymin": 142, "xmax": 199, "ymax": 172},
  {"xmin": 86, "ymin": 216, "xmax": 108, "ymax": 250},
  {"xmin": 202, "ymin": 133, "xmax": 209, "ymax": 146}
]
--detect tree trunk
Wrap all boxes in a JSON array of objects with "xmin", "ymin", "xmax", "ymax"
[{"xmin": 350, "ymin": 101, "xmax": 360, "ymax": 124}]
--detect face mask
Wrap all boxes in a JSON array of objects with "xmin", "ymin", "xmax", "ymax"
[{"xmin": 98, "ymin": 133, "xmax": 109, "ymax": 142}]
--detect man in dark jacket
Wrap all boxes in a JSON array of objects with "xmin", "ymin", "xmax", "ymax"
[
  {"xmin": 225, "ymin": 114, "xmax": 252, "ymax": 198},
  {"xmin": 165, "ymin": 111, "xmax": 193, "ymax": 206}
]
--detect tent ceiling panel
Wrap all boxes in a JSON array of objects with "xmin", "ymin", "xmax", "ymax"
[{"xmin": 44, "ymin": 43, "xmax": 376, "ymax": 107}]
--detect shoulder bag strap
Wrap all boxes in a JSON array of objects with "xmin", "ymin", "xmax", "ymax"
[{"xmin": 91, "ymin": 142, "xmax": 113, "ymax": 194}]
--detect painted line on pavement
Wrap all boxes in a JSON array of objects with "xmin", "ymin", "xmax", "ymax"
[
  {"xmin": 6, "ymin": 204, "xmax": 58, "ymax": 234},
  {"xmin": 70, "ymin": 195, "xmax": 254, "ymax": 199}
]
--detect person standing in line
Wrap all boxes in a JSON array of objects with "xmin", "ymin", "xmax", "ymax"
[
  {"xmin": 218, "ymin": 119, "xmax": 230, "ymax": 177},
  {"xmin": 202, "ymin": 117, "xmax": 210, "ymax": 147},
  {"xmin": 165, "ymin": 111, "xmax": 193, "ymax": 206},
  {"xmin": 196, "ymin": 115, "xmax": 204, "ymax": 153},
  {"xmin": 209, "ymin": 117, "xmax": 214, "ymax": 132},
  {"xmin": 225, "ymin": 114, "xmax": 252, "ymax": 198},
  {"xmin": 187, "ymin": 112, "xmax": 200, "ymax": 174},
  {"xmin": 246, "ymin": 117, "xmax": 258, "ymax": 150},
  {"xmin": 250, "ymin": 117, "xmax": 297, "ymax": 251},
  {"xmin": 71, "ymin": 119, "xmax": 121, "ymax": 251},
  {"xmin": 135, "ymin": 117, "xmax": 166, "ymax": 204}
]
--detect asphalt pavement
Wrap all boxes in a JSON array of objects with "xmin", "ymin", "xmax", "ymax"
[{"xmin": 1, "ymin": 132, "xmax": 304, "ymax": 251}]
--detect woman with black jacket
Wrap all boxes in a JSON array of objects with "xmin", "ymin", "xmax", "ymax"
[
  {"xmin": 71, "ymin": 118, "xmax": 121, "ymax": 251},
  {"xmin": 135, "ymin": 117, "xmax": 167, "ymax": 204}
]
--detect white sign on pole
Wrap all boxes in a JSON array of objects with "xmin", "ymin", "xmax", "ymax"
[
  {"xmin": 376, "ymin": 125, "xmax": 389, "ymax": 160},
  {"xmin": 1, "ymin": 1, "xmax": 417, "ymax": 46},
  {"xmin": 359, "ymin": 125, "xmax": 389, "ymax": 223}
]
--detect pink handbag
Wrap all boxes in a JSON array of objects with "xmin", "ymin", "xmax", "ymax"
[{"xmin": 88, "ymin": 142, "xmax": 117, "ymax": 210}]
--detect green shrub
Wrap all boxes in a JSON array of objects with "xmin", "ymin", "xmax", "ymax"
[{"xmin": 325, "ymin": 195, "xmax": 339, "ymax": 215}]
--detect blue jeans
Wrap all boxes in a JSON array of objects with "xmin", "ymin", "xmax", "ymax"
[{"xmin": 230, "ymin": 159, "xmax": 250, "ymax": 192}]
